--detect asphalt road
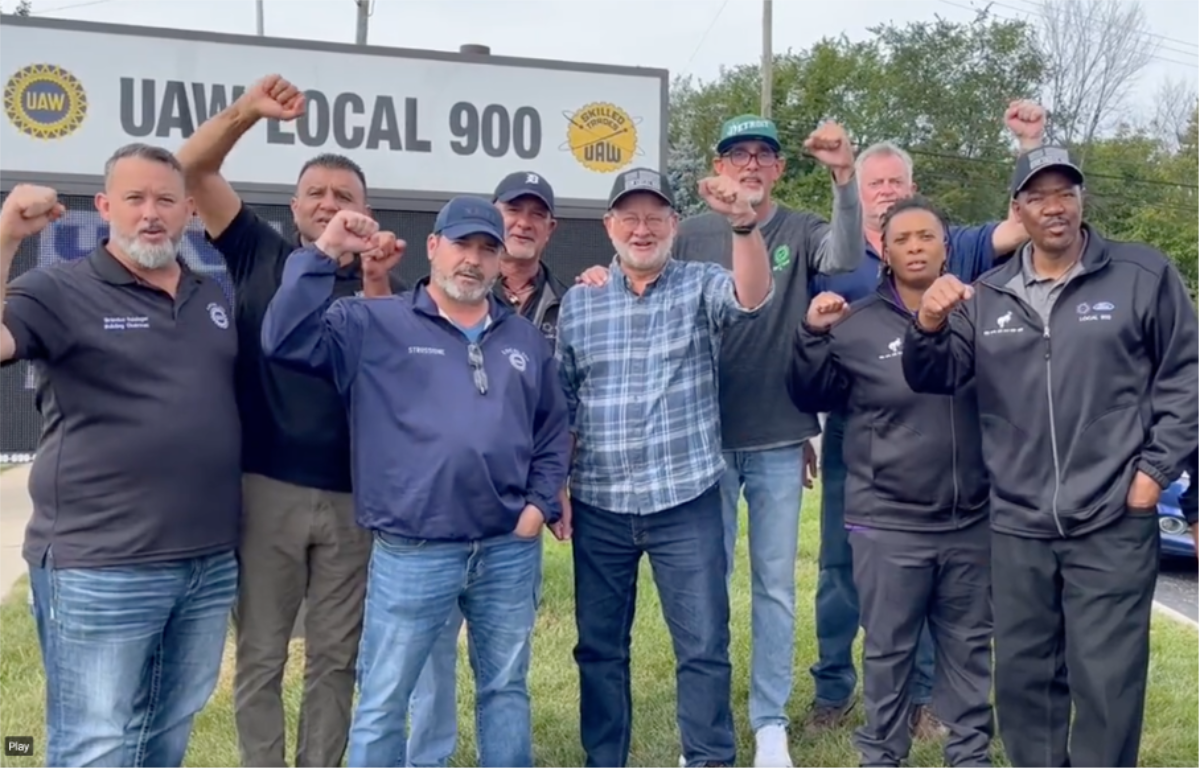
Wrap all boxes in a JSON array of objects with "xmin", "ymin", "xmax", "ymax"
[{"xmin": 1155, "ymin": 557, "xmax": 1199, "ymax": 623}]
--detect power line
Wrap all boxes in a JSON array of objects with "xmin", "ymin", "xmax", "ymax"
[
  {"xmin": 907, "ymin": 147, "xmax": 1199, "ymax": 190},
  {"xmin": 28, "ymin": 0, "xmax": 113, "ymax": 14},
  {"xmin": 1005, "ymin": 0, "xmax": 1197, "ymax": 53},
  {"xmin": 678, "ymin": 0, "xmax": 732, "ymax": 80},
  {"xmin": 937, "ymin": 0, "xmax": 1197, "ymax": 69}
]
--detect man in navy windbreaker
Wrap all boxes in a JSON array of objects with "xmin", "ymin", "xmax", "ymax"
[{"xmin": 260, "ymin": 198, "xmax": 570, "ymax": 769}]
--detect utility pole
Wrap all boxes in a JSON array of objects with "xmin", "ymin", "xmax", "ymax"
[
  {"xmin": 255, "ymin": 0, "xmax": 264, "ymax": 36},
  {"xmin": 355, "ymin": 0, "xmax": 370, "ymax": 45},
  {"xmin": 760, "ymin": 0, "xmax": 773, "ymax": 119}
]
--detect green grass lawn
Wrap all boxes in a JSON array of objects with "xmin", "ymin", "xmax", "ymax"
[{"xmin": 1, "ymin": 485, "xmax": 1197, "ymax": 767}]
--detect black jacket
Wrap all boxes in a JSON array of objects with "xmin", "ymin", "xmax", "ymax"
[
  {"xmin": 902, "ymin": 225, "xmax": 1200, "ymax": 539},
  {"xmin": 1181, "ymin": 448, "xmax": 1198, "ymax": 527},
  {"xmin": 787, "ymin": 283, "xmax": 989, "ymax": 532}
]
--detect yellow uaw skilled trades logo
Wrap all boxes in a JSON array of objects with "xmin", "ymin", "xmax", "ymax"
[
  {"xmin": 4, "ymin": 64, "xmax": 88, "ymax": 140},
  {"xmin": 562, "ymin": 102, "xmax": 643, "ymax": 173}
]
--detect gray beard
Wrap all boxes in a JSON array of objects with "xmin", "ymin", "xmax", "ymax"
[{"xmin": 112, "ymin": 230, "xmax": 180, "ymax": 270}]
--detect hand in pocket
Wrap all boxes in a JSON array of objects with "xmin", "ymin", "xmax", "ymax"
[{"xmin": 514, "ymin": 504, "xmax": 545, "ymax": 538}]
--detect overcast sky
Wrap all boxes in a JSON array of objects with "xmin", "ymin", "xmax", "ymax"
[{"xmin": 10, "ymin": 0, "xmax": 1199, "ymax": 109}]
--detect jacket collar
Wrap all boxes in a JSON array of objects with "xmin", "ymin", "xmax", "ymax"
[
  {"xmin": 89, "ymin": 239, "xmax": 199, "ymax": 287},
  {"xmin": 983, "ymin": 222, "xmax": 1108, "ymax": 288},
  {"xmin": 411, "ymin": 277, "xmax": 514, "ymax": 322}
]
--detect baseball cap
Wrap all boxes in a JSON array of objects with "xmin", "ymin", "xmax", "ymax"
[
  {"xmin": 716, "ymin": 114, "xmax": 782, "ymax": 155},
  {"xmin": 493, "ymin": 171, "xmax": 556, "ymax": 215},
  {"xmin": 433, "ymin": 196, "xmax": 505, "ymax": 244},
  {"xmin": 607, "ymin": 167, "xmax": 676, "ymax": 210},
  {"xmin": 1010, "ymin": 145, "xmax": 1085, "ymax": 198}
]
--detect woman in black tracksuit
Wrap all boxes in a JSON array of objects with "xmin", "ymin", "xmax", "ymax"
[{"xmin": 786, "ymin": 196, "xmax": 994, "ymax": 768}]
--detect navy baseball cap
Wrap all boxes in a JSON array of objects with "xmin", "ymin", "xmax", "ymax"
[
  {"xmin": 433, "ymin": 196, "xmax": 505, "ymax": 244},
  {"xmin": 493, "ymin": 171, "xmax": 556, "ymax": 214}
]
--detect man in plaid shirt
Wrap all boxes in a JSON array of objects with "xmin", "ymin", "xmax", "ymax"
[{"xmin": 556, "ymin": 167, "xmax": 773, "ymax": 768}]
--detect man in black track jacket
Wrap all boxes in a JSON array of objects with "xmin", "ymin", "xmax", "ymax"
[{"xmin": 901, "ymin": 146, "xmax": 1200, "ymax": 768}]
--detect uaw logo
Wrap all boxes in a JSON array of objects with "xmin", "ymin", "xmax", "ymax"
[
  {"xmin": 562, "ymin": 102, "xmax": 643, "ymax": 174},
  {"xmin": 206, "ymin": 302, "xmax": 230, "ymax": 330},
  {"xmin": 4, "ymin": 64, "xmax": 88, "ymax": 140}
]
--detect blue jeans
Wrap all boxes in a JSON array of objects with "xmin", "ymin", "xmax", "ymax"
[
  {"xmin": 572, "ymin": 485, "xmax": 735, "ymax": 768},
  {"xmin": 29, "ymin": 550, "xmax": 238, "ymax": 768},
  {"xmin": 347, "ymin": 531, "xmax": 541, "ymax": 768},
  {"xmin": 812, "ymin": 413, "xmax": 935, "ymax": 708},
  {"xmin": 719, "ymin": 445, "xmax": 804, "ymax": 731},
  {"xmin": 406, "ymin": 547, "xmax": 543, "ymax": 767}
]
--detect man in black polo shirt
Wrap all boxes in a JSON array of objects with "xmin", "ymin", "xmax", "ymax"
[
  {"xmin": 0, "ymin": 144, "xmax": 241, "ymax": 768},
  {"xmin": 177, "ymin": 74, "xmax": 405, "ymax": 768}
]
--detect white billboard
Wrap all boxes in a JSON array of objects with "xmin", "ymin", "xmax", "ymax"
[{"xmin": 0, "ymin": 17, "xmax": 667, "ymax": 203}]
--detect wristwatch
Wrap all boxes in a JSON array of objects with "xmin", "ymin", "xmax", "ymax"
[{"xmin": 731, "ymin": 221, "xmax": 758, "ymax": 236}]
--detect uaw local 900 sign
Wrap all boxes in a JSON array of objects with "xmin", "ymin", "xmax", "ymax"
[{"xmin": 0, "ymin": 17, "xmax": 667, "ymax": 203}]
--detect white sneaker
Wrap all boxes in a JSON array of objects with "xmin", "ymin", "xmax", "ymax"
[{"xmin": 754, "ymin": 724, "xmax": 793, "ymax": 768}]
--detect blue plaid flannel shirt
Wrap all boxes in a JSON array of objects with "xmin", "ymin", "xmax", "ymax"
[{"xmin": 555, "ymin": 256, "xmax": 773, "ymax": 514}]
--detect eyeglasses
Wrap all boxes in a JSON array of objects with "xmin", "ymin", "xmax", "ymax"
[
  {"xmin": 468, "ymin": 343, "xmax": 488, "ymax": 395},
  {"xmin": 722, "ymin": 148, "xmax": 779, "ymax": 167},
  {"xmin": 613, "ymin": 213, "xmax": 671, "ymax": 231}
]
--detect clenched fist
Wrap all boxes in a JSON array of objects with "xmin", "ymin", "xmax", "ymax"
[
  {"xmin": 803, "ymin": 122, "xmax": 855, "ymax": 173},
  {"xmin": 917, "ymin": 274, "xmax": 974, "ymax": 332},
  {"xmin": 0, "ymin": 184, "xmax": 65, "ymax": 249},
  {"xmin": 698, "ymin": 176, "xmax": 755, "ymax": 226},
  {"xmin": 238, "ymin": 74, "xmax": 306, "ymax": 122},
  {"xmin": 314, "ymin": 210, "xmax": 381, "ymax": 265},
  {"xmin": 1005, "ymin": 99, "xmax": 1046, "ymax": 146},
  {"xmin": 805, "ymin": 291, "xmax": 850, "ymax": 331},
  {"xmin": 361, "ymin": 232, "xmax": 406, "ymax": 284}
]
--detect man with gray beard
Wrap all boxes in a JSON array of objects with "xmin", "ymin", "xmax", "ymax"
[
  {"xmin": 556, "ymin": 168, "xmax": 774, "ymax": 768},
  {"xmin": 261, "ymin": 198, "xmax": 569, "ymax": 768},
  {"xmin": 0, "ymin": 143, "xmax": 241, "ymax": 767}
]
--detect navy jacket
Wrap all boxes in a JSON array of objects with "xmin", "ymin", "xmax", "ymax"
[{"xmin": 261, "ymin": 247, "xmax": 571, "ymax": 541}]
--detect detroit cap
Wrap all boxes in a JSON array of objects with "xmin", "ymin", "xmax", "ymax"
[
  {"xmin": 493, "ymin": 171, "xmax": 556, "ymax": 215},
  {"xmin": 607, "ymin": 167, "xmax": 676, "ymax": 210},
  {"xmin": 716, "ymin": 114, "xmax": 782, "ymax": 155},
  {"xmin": 433, "ymin": 196, "xmax": 506, "ymax": 244},
  {"xmin": 1011, "ymin": 145, "xmax": 1085, "ymax": 198}
]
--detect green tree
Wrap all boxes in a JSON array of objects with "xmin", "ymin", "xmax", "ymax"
[{"xmin": 668, "ymin": 10, "xmax": 1044, "ymax": 225}]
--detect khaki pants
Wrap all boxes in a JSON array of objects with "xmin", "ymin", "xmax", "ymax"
[{"xmin": 232, "ymin": 473, "xmax": 370, "ymax": 767}]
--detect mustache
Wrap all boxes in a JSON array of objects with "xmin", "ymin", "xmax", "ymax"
[{"xmin": 456, "ymin": 267, "xmax": 485, "ymax": 280}]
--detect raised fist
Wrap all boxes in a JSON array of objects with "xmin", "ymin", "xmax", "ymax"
[
  {"xmin": 917, "ymin": 274, "xmax": 974, "ymax": 332},
  {"xmin": 0, "ymin": 184, "xmax": 65, "ymax": 247},
  {"xmin": 314, "ymin": 210, "xmax": 380, "ymax": 265},
  {"xmin": 698, "ymin": 176, "xmax": 755, "ymax": 226},
  {"xmin": 239, "ymin": 74, "xmax": 306, "ymax": 122},
  {"xmin": 805, "ymin": 291, "xmax": 850, "ymax": 331},
  {"xmin": 1005, "ymin": 99, "xmax": 1046, "ymax": 145},
  {"xmin": 803, "ymin": 122, "xmax": 855, "ymax": 172},
  {"xmin": 361, "ymin": 231, "xmax": 406, "ymax": 283}
]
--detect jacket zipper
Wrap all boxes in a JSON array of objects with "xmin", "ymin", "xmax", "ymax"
[
  {"xmin": 880, "ymin": 285, "xmax": 963, "ymax": 525},
  {"xmin": 1043, "ymin": 325, "xmax": 1066, "ymax": 537},
  {"xmin": 949, "ymin": 403, "xmax": 960, "ymax": 529},
  {"xmin": 981, "ymin": 278, "xmax": 1068, "ymax": 538}
]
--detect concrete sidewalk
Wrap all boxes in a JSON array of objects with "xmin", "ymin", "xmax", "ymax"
[{"xmin": 0, "ymin": 463, "xmax": 32, "ymax": 600}]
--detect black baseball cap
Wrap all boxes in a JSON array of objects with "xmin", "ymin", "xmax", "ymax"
[
  {"xmin": 1011, "ymin": 145, "xmax": 1085, "ymax": 198},
  {"xmin": 607, "ymin": 167, "xmax": 676, "ymax": 210},
  {"xmin": 493, "ymin": 171, "xmax": 556, "ymax": 214}
]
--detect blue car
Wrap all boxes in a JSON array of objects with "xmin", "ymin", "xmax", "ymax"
[{"xmin": 1157, "ymin": 473, "xmax": 1195, "ymax": 560}]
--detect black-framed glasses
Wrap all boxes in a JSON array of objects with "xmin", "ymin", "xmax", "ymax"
[
  {"xmin": 722, "ymin": 148, "xmax": 780, "ymax": 167},
  {"xmin": 468, "ymin": 343, "xmax": 488, "ymax": 395}
]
